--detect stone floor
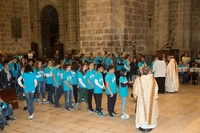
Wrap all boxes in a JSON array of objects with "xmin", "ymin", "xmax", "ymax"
[{"xmin": 1, "ymin": 84, "xmax": 200, "ymax": 133}]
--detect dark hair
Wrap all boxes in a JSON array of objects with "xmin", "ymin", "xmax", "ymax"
[
  {"xmin": 80, "ymin": 62, "xmax": 88, "ymax": 75},
  {"xmin": 63, "ymin": 63, "xmax": 71, "ymax": 69},
  {"xmin": 27, "ymin": 59, "xmax": 33, "ymax": 63},
  {"xmin": 88, "ymin": 62, "xmax": 94, "ymax": 66},
  {"xmin": 21, "ymin": 65, "xmax": 26, "ymax": 69},
  {"xmin": 120, "ymin": 68, "xmax": 126, "ymax": 77},
  {"xmin": 54, "ymin": 61, "xmax": 60, "ymax": 66},
  {"xmin": 124, "ymin": 54, "xmax": 130, "ymax": 59},
  {"xmin": 71, "ymin": 60, "xmax": 79, "ymax": 72},
  {"xmin": 108, "ymin": 64, "xmax": 115, "ymax": 70},
  {"xmin": 97, "ymin": 64, "xmax": 103, "ymax": 70},
  {"xmin": 24, "ymin": 64, "xmax": 33, "ymax": 73}
]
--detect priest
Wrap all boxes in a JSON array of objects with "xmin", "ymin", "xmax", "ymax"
[
  {"xmin": 165, "ymin": 56, "xmax": 179, "ymax": 92},
  {"xmin": 133, "ymin": 66, "xmax": 159, "ymax": 132}
]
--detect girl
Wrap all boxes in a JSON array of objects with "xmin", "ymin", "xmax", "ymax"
[
  {"xmin": 130, "ymin": 57, "xmax": 138, "ymax": 81},
  {"xmin": 86, "ymin": 62, "xmax": 96, "ymax": 112},
  {"xmin": 18, "ymin": 65, "xmax": 37, "ymax": 119},
  {"xmin": 124, "ymin": 54, "xmax": 131, "ymax": 81},
  {"xmin": 77, "ymin": 63, "xmax": 88, "ymax": 110},
  {"xmin": 63, "ymin": 64, "xmax": 74, "ymax": 111},
  {"xmin": 17, "ymin": 65, "xmax": 27, "ymax": 110},
  {"xmin": 71, "ymin": 61, "xmax": 79, "ymax": 107},
  {"xmin": 94, "ymin": 64, "xmax": 105, "ymax": 116},
  {"xmin": 34, "ymin": 61, "xmax": 48, "ymax": 104},
  {"xmin": 119, "ymin": 68, "xmax": 133, "ymax": 118}
]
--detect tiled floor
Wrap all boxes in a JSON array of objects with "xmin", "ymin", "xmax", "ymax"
[{"xmin": 2, "ymin": 84, "xmax": 200, "ymax": 133}]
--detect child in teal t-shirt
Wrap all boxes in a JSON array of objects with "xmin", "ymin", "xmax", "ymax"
[
  {"xmin": 63, "ymin": 64, "xmax": 74, "ymax": 111},
  {"xmin": 119, "ymin": 68, "xmax": 133, "ymax": 119}
]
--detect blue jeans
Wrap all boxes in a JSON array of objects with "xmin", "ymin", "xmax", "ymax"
[
  {"xmin": 54, "ymin": 86, "xmax": 62, "ymax": 106},
  {"xmin": 121, "ymin": 97, "xmax": 126, "ymax": 114},
  {"xmin": 179, "ymin": 73, "xmax": 188, "ymax": 84},
  {"xmin": 2, "ymin": 104, "xmax": 13, "ymax": 117},
  {"xmin": 36, "ymin": 81, "xmax": 45, "ymax": 99},
  {"xmin": 25, "ymin": 92, "xmax": 34, "ymax": 115},
  {"xmin": 47, "ymin": 84, "xmax": 55, "ymax": 103},
  {"xmin": 64, "ymin": 90, "xmax": 73, "ymax": 109}
]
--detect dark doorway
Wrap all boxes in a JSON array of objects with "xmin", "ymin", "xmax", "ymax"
[{"xmin": 41, "ymin": 5, "xmax": 59, "ymax": 58}]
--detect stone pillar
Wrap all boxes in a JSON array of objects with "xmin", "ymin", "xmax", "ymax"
[
  {"xmin": 190, "ymin": 0, "xmax": 200, "ymax": 58},
  {"xmin": 79, "ymin": 0, "xmax": 148, "ymax": 55},
  {"xmin": 153, "ymin": 0, "xmax": 170, "ymax": 51},
  {"xmin": 0, "ymin": 0, "xmax": 31, "ymax": 54}
]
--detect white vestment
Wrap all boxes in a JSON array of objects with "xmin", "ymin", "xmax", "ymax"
[
  {"xmin": 165, "ymin": 59, "xmax": 179, "ymax": 92},
  {"xmin": 133, "ymin": 75, "xmax": 159, "ymax": 129}
]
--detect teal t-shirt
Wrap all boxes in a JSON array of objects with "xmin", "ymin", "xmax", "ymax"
[
  {"xmin": 119, "ymin": 76, "xmax": 128, "ymax": 97},
  {"xmin": 63, "ymin": 71, "xmax": 72, "ymax": 91},
  {"xmin": 34, "ymin": 68, "xmax": 44, "ymax": 82},
  {"xmin": 105, "ymin": 72, "xmax": 117, "ymax": 94},
  {"xmin": 86, "ymin": 69, "xmax": 96, "ymax": 89},
  {"xmin": 44, "ymin": 66, "xmax": 54, "ymax": 84},
  {"xmin": 52, "ymin": 68, "xmax": 61, "ymax": 87},
  {"xmin": 117, "ymin": 58, "xmax": 123, "ymax": 71},
  {"xmin": 78, "ymin": 72, "xmax": 87, "ymax": 88},
  {"xmin": 21, "ymin": 72, "xmax": 36, "ymax": 92},
  {"xmin": 123, "ymin": 60, "xmax": 129, "ymax": 72},
  {"xmin": 94, "ymin": 72, "xmax": 104, "ymax": 94},
  {"xmin": 71, "ymin": 70, "xmax": 78, "ymax": 85}
]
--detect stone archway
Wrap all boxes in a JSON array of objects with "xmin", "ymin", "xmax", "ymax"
[{"xmin": 41, "ymin": 5, "xmax": 59, "ymax": 58}]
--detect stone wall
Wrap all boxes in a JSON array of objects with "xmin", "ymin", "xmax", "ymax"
[
  {"xmin": 190, "ymin": 0, "xmax": 200, "ymax": 58},
  {"xmin": 79, "ymin": 0, "xmax": 148, "ymax": 56},
  {"xmin": 29, "ymin": 0, "xmax": 79, "ymax": 57},
  {"xmin": 0, "ymin": 0, "xmax": 31, "ymax": 54}
]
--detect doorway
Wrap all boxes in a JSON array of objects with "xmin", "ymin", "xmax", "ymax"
[{"xmin": 41, "ymin": 5, "xmax": 59, "ymax": 58}]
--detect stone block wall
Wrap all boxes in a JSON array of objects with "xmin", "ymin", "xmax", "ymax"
[
  {"xmin": 190, "ymin": 0, "xmax": 200, "ymax": 58},
  {"xmin": 79, "ymin": 0, "xmax": 148, "ymax": 56},
  {"xmin": 0, "ymin": 0, "xmax": 31, "ymax": 54},
  {"xmin": 29, "ymin": 0, "xmax": 79, "ymax": 57},
  {"xmin": 124, "ymin": 0, "xmax": 148, "ymax": 55}
]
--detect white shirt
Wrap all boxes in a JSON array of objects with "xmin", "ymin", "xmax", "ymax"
[{"xmin": 153, "ymin": 60, "xmax": 166, "ymax": 77}]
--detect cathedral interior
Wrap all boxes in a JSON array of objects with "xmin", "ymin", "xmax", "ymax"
[
  {"xmin": 0, "ymin": 0, "xmax": 200, "ymax": 133},
  {"xmin": 0, "ymin": 0, "xmax": 200, "ymax": 58}
]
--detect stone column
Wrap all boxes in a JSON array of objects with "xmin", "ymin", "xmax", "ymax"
[{"xmin": 153, "ymin": 0, "xmax": 170, "ymax": 51}]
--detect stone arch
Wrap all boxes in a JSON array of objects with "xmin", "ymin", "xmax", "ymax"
[{"xmin": 40, "ymin": 5, "xmax": 59, "ymax": 58}]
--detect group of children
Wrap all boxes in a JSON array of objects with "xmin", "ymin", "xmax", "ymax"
[
  {"xmin": 0, "ymin": 51, "xmax": 139, "ymax": 120},
  {"xmin": 20, "ymin": 60, "xmax": 133, "ymax": 119}
]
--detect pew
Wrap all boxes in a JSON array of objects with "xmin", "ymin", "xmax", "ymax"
[{"xmin": 0, "ymin": 89, "xmax": 18, "ymax": 109}]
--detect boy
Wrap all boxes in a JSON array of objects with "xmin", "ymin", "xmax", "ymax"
[
  {"xmin": 105, "ymin": 65, "xmax": 118, "ymax": 117},
  {"xmin": 52, "ymin": 62, "xmax": 62, "ymax": 108},
  {"xmin": 0, "ymin": 96, "xmax": 15, "ymax": 122},
  {"xmin": 94, "ymin": 64, "xmax": 105, "ymax": 116},
  {"xmin": 63, "ymin": 64, "xmax": 74, "ymax": 111}
]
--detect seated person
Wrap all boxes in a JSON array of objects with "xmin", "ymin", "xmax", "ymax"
[
  {"xmin": 190, "ymin": 62, "xmax": 199, "ymax": 85},
  {"xmin": 178, "ymin": 60, "xmax": 188, "ymax": 84},
  {"xmin": 0, "ymin": 63, "xmax": 14, "ymax": 90},
  {"xmin": 0, "ymin": 96, "xmax": 15, "ymax": 122},
  {"xmin": 195, "ymin": 52, "xmax": 200, "ymax": 67},
  {"xmin": 0, "ymin": 111, "xmax": 8, "ymax": 126}
]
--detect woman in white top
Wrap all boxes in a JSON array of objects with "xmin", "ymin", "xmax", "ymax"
[{"xmin": 153, "ymin": 56, "xmax": 166, "ymax": 93}]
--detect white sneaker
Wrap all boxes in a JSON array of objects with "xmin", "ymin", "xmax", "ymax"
[
  {"xmin": 37, "ymin": 99, "xmax": 42, "ymax": 104},
  {"xmin": 28, "ymin": 114, "xmax": 33, "ymax": 119},
  {"xmin": 43, "ymin": 99, "xmax": 49, "ymax": 104},
  {"xmin": 121, "ymin": 113, "xmax": 129, "ymax": 119}
]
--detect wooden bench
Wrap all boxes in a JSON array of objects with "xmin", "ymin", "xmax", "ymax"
[{"xmin": 0, "ymin": 89, "xmax": 18, "ymax": 109}]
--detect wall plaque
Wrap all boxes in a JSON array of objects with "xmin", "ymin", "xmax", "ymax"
[{"xmin": 11, "ymin": 16, "xmax": 22, "ymax": 42}]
